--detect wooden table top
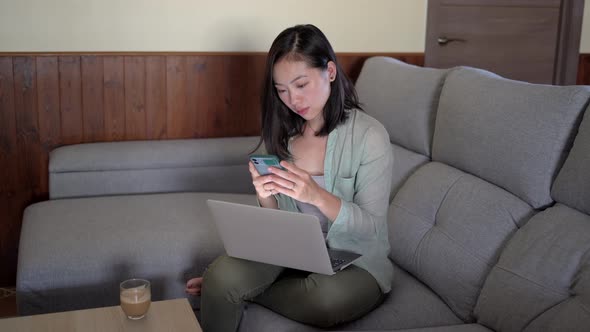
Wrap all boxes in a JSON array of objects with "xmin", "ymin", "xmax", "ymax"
[{"xmin": 0, "ymin": 298, "xmax": 202, "ymax": 332}]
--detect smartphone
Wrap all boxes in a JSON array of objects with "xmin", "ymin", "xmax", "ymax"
[{"xmin": 250, "ymin": 154, "xmax": 285, "ymax": 175}]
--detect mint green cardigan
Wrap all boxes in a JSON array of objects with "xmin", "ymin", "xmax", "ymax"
[{"xmin": 275, "ymin": 109, "xmax": 394, "ymax": 293}]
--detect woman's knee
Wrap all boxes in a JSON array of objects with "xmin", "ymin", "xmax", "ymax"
[
  {"xmin": 202, "ymin": 256, "xmax": 248, "ymax": 304},
  {"xmin": 297, "ymin": 273, "xmax": 383, "ymax": 327},
  {"xmin": 202, "ymin": 255, "xmax": 282, "ymax": 304}
]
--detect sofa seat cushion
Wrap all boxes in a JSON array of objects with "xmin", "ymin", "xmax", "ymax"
[
  {"xmin": 17, "ymin": 192, "xmax": 256, "ymax": 315},
  {"xmin": 474, "ymin": 204, "xmax": 590, "ymax": 332},
  {"xmin": 238, "ymin": 264, "xmax": 462, "ymax": 332},
  {"xmin": 389, "ymin": 161, "xmax": 534, "ymax": 321}
]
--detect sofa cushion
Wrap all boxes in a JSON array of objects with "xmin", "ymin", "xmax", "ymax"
[
  {"xmin": 49, "ymin": 137, "xmax": 260, "ymax": 198},
  {"xmin": 433, "ymin": 67, "xmax": 590, "ymax": 209},
  {"xmin": 17, "ymin": 192, "xmax": 257, "ymax": 315},
  {"xmin": 474, "ymin": 204, "xmax": 590, "ymax": 332},
  {"xmin": 552, "ymin": 110, "xmax": 590, "ymax": 215},
  {"xmin": 343, "ymin": 325, "xmax": 492, "ymax": 332},
  {"xmin": 389, "ymin": 162, "xmax": 534, "ymax": 321},
  {"xmin": 238, "ymin": 264, "xmax": 462, "ymax": 332},
  {"xmin": 391, "ymin": 144, "xmax": 430, "ymax": 201},
  {"xmin": 355, "ymin": 56, "xmax": 448, "ymax": 157}
]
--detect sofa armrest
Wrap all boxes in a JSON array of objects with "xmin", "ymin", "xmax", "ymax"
[
  {"xmin": 49, "ymin": 137, "xmax": 261, "ymax": 199},
  {"xmin": 17, "ymin": 192, "xmax": 257, "ymax": 315}
]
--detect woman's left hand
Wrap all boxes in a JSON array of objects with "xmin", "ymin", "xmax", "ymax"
[{"xmin": 267, "ymin": 161, "xmax": 321, "ymax": 205}]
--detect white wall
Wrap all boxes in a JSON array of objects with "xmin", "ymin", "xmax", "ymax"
[
  {"xmin": 0, "ymin": 0, "xmax": 589, "ymax": 53},
  {"xmin": 0, "ymin": 0, "xmax": 427, "ymax": 52}
]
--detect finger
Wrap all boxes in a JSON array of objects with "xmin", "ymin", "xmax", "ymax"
[
  {"xmin": 248, "ymin": 161, "xmax": 260, "ymax": 177},
  {"xmin": 253, "ymin": 175, "xmax": 276, "ymax": 189},
  {"xmin": 268, "ymin": 166, "xmax": 299, "ymax": 184},
  {"xmin": 278, "ymin": 161, "xmax": 305, "ymax": 176},
  {"xmin": 260, "ymin": 174, "xmax": 295, "ymax": 192},
  {"xmin": 185, "ymin": 288, "xmax": 200, "ymax": 295},
  {"xmin": 186, "ymin": 278, "xmax": 201, "ymax": 287},
  {"xmin": 271, "ymin": 185, "xmax": 293, "ymax": 198}
]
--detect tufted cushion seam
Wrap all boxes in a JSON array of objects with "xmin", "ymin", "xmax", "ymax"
[
  {"xmin": 430, "ymin": 226, "xmax": 496, "ymax": 270},
  {"xmin": 433, "ymin": 173, "xmax": 468, "ymax": 226},
  {"xmin": 390, "ymin": 202, "xmax": 435, "ymax": 271},
  {"xmin": 573, "ymin": 296, "xmax": 590, "ymax": 315},
  {"xmin": 520, "ymin": 294, "xmax": 571, "ymax": 332},
  {"xmin": 390, "ymin": 202, "xmax": 434, "ymax": 228},
  {"xmin": 493, "ymin": 264, "xmax": 570, "ymax": 298}
]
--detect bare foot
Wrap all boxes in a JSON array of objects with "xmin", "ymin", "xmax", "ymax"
[{"xmin": 185, "ymin": 277, "xmax": 203, "ymax": 296}]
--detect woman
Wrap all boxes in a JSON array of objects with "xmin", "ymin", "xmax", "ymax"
[{"xmin": 186, "ymin": 24, "xmax": 393, "ymax": 332}]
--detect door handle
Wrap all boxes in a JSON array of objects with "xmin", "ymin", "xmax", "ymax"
[{"xmin": 437, "ymin": 36, "xmax": 466, "ymax": 45}]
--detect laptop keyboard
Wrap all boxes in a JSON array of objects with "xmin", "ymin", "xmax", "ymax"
[{"xmin": 331, "ymin": 258, "xmax": 346, "ymax": 269}]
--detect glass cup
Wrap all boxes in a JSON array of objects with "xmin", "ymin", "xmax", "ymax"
[{"xmin": 120, "ymin": 278, "xmax": 151, "ymax": 320}]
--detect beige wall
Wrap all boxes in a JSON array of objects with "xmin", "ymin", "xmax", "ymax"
[
  {"xmin": 0, "ymin": 0, "xmax": 588, "ymax": 53},
  {"xmin": 0, "ymin": 0, "xmax": 427, "ymax": 52}
]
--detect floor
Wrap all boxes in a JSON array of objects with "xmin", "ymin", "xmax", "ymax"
[{"xmin": 0, "ymin": 287, "xmax": 17, "ymax": 318}]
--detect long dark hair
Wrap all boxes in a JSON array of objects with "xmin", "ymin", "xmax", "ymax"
[{"xmin": 255, "ymin": 24, "xmax": 362, "ymax": 161}]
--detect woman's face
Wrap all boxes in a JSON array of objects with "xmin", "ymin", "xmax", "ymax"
[{"xmin": 272, "ymin": 58, "xmax": 336, "ymax": 123}]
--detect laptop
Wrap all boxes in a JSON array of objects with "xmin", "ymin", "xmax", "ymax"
[{"xmin": 206, "ymin": 199, "xmax": 361, "ymax": 275}]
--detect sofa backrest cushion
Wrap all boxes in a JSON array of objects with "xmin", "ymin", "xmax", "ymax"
[
  {"xmin": 355, "ymin": 56, "xmax": 447, "ymax": 199},
  {"xmin": 432, "ymin": 67, "xmax": 590, "ymax": 209},
  {"xmin": 355, "ymin": 56, "xmax": 447, "ymax": 157},
  {"xmin": 390, "ymin": 144, "xmax": 429, "ymax": 199},
  {"xmin": 389, "ymin": 161, "xmax": 534, "ymax": 321},
  {"xmin": 551, "ymin": 110, "xmax": 590, "ymax": 215},
  {"xmin": 474, "ymin": 204, "xmax": 590, "ymax": 331},
  {"xmin": 49, "ymin": 137, "xmax": 260, "ymax": 199}
]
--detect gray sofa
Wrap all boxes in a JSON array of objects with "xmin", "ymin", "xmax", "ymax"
[{"xmin": 17, "ymin": 57, "xmax": 590, "ymax": 331}]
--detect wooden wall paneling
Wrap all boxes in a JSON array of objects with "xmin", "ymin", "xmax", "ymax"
[
  {"xmin": 103, "ymin": 56, "xmax": 126, "ymax": 141},
  {"xmin": 195, "ymin": 55, "xmax": 238, "ymax": 137},
  {"xmin": 186, "ymin": 55, "xmax": 206, "ymax": 137},
  {"xmin": 145, "ymin": 56, "xmax": 167, "ymax": 139},
  {"xmin": 242, "ymin": 54, "xmax": 265, "ymax": 137},
  {"xmin": 36, "ymin": 56, "xmax": 61, "ymax": 195},
  {"xmin": 124, "ymin": 56, "xmax": 147, "ymax": 140},
  {"xmin": 59, "ymin": 56, "xmax": 83, "ymax": 145},
  {"xmin": 222, "ymin": 55, "xmax": 242, "ymax": 136},
  {"xmin": 13, "ymin": 57, "xmax": 42, "ymax": 196},
  {"xmin": 337, "ymin": 54, "xmax": 425, "ymax": 83},
  {"xmin": 81, "ymin": 56, "xmax": 105, "ymax": 142},
  {"xmin": 0, "ymin": 57, "xmax": 17, "ymax": 194},
  {"xmin": 577, "ymin": 54, "xmax": 590, "ymax": 85},
  {"xmin": 338, "ymin": 55, "xmax": 369, "ymax": 83},
  {"xmin": 199, "ymin": 55, "xmax": 226, "ymax": 137},
  {"xmin": 395, "ymin": 54, "xmax": 425, "ymax": 67},
  {"xmin": 0, "ymin": 57, "xmax": 19, "ymax": 286},
  {"xmin": 228, "ymin": 55, "xmax": 257, "ymax": 137},
  {"xmin": 166, "ymin": 56, "xmax": 190, "ymax": 138}
]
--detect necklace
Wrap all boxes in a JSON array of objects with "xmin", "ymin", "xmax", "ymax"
[{"xmin": 306, "ymin": 122, "xmax": 321, "ymax": 135}]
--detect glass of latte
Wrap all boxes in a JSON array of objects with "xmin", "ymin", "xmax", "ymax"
[{"xmin": 120, "ymin": 278, "xmax": 151, "ymax": 320}]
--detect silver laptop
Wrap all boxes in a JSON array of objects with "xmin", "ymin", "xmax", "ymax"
[{"xmin": 207, "ymin": 199, "xmax": 361, "ymax": 275}]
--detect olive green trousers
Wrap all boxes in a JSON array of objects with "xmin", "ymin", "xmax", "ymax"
[{"xmin": 200, "ymin": 255, "xmax": 385, "ymax": 332}]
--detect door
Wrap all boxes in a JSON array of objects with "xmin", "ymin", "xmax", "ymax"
[{"xmin": 425, "ymin": 0, "xmax": 584, "ymax": 85}]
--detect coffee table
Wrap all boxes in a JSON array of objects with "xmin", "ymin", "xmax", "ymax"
[{"xmin": 0, "ymin": 298, "xmax": 202, "ymax": 331}]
